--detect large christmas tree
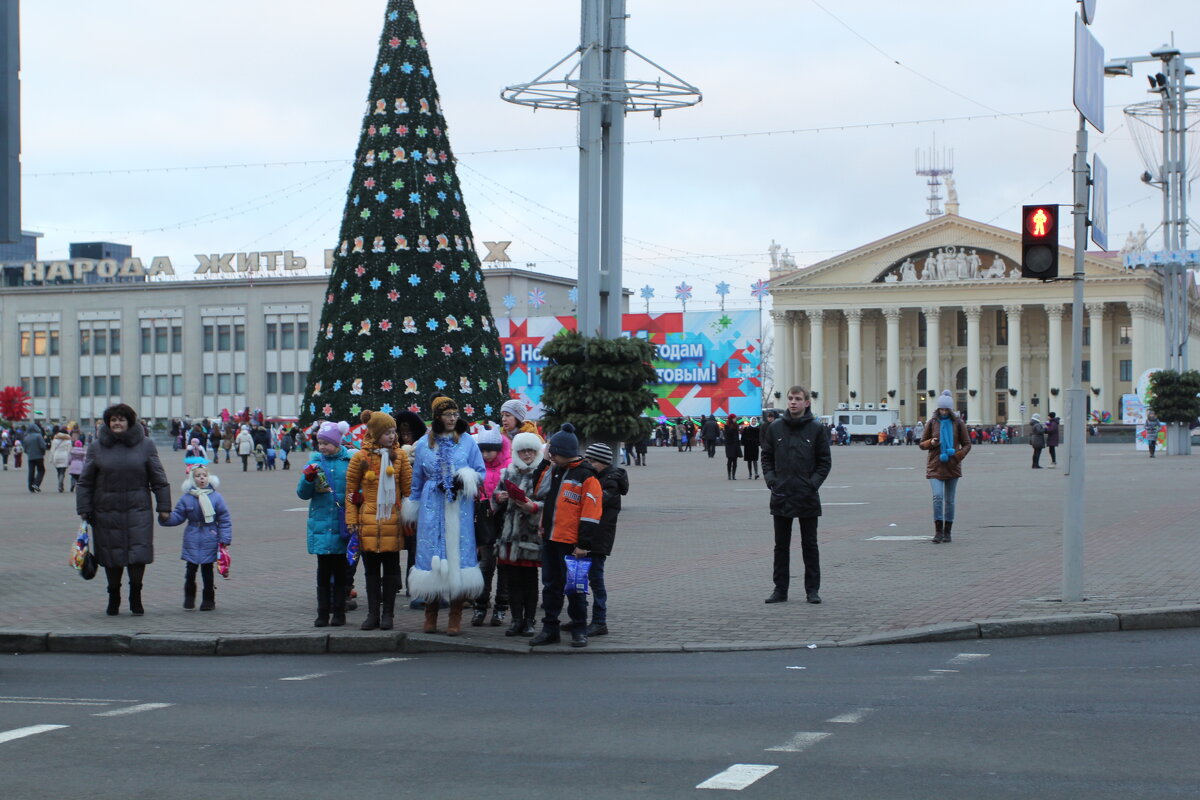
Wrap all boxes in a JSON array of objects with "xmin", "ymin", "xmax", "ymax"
[{"xmin": 300, "ymin": 0, "xmax": 508, "ymax": 425}]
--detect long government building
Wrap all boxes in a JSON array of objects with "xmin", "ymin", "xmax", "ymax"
[{"xmin": 769, "ymin": 209, "xmax": 1200, "ymax": 426}]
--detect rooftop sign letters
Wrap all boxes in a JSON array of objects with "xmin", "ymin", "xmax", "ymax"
[{"xmin": 21, "ymin": 249, "xmax": 338, "ymax": 283}]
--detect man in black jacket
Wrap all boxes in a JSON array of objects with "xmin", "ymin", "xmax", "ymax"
[{"xmin": 760, "ymin": 385, "xmax": 833, "ymax": 605}]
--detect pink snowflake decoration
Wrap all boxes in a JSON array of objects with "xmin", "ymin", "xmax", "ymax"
[
  {"xmin": 381, "ymin": 380, "xmax": 393, "ymax": 392},
  {"xmin": 326, "ymin": 351, "xmax": 335, "ymax": 362},
  {"xmin": 408, "ymin": 403, "xmax": 421, "ymax": 413},
  {"xmin": 392, "ymin": 208, "xmax": 404, "ymax": 219},
  {"xmin": 323, "ymin": 404, "xmax": 333, "ymax": 416},
  {"xmin": 441, "ymin": 344, "xmax": 453, "ymax": 355},
  {"xmin": 379, "ymin": 319, "xmax": 392, "ymax": 331},
  {"xmin": 432, "ymin": 260, "xmax": 445, "ymax": 272},
  {"xmin": 397, "ymin": 125, "xmax": 409, "ymax": 136},
  {"xmin": 424, "ymin": 173, "xmax": 436, "ymax": 184},
  {"xmin": 438, "ymin": 151, "xmax": 448, "ymax": 163},
  {"xmin": 463, "ymin": 404, "xmax": 475, "ymax": 417},
  {"xmin": 355, "ymin": 265, "xmax": 366, "ymax": 277},
  {"xmin": 368, "ymin": 125, "xmax": 377, "ymax": 136},
  {"xmin": 468, "ymin": 290, "xmax": 478, "ymax": 302},
  {"xmin": 388, "ymin": 37, "xmax": 400, "ymax": 48},
  {"xmin": 364, "ymin": 177, "xmax": 376, "ymax": 189},
  {"xmin": 387, "ymin": 289, "xmax": 400, "ymax": 302}
]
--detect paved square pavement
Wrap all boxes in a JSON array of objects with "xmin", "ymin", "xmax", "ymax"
[{"xmin": 1, "ymin": 439, "xmax": 1196, "ymax": 649}]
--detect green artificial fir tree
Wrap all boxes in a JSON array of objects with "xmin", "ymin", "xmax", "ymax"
[{"xmin": 300, "ymin": 0, "xmax": 508, "ymax": 425}]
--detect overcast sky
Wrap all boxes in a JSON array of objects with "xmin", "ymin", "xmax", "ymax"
[{"xmin": 16, "ymin": 0, "xmax": 1200, "ymax": 311}]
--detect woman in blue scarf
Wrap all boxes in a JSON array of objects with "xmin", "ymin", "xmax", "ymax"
[{"xmin": 919, "ymin": 390, "xmax": 972, "ymax": 543}]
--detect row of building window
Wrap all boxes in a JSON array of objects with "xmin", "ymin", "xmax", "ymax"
[
  {"xmin": 202, "ymin": 373, "xmax": 248, "ymax": 395},
  {"xmin": 79, "ymin": 376, "xmax": 123, "ymax": 396},
  {"xmin": 266, "ymin": 371, "xmax": 308, "ymax": 395},
  {"xmin": 18, "ymin": 324, "xmax": 312, "ymax": 356},
  {"xmin": 19, "ymin": 330, "xmax": 60, "ymax": 356},
  {"xmin": 265, "ymin": 322, "xmax": 310, "ymax": 351},
  {"xmin": 20, "ymin": 376, "xmax": 60, "ymax": 397},
  {"xmin": 81, "ymin": 329, "xmax": 122, "ymax": 355}
]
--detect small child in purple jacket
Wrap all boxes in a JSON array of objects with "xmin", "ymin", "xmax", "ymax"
[{"xmin": 162, "ymin": 464, "xmax": 232, "ymax": 611}]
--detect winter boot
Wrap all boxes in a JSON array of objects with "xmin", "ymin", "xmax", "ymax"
[
  {"xmin": 491, "ymin": 608, "xmax": 507, "ymax": 627},
  {"xmin": 521, "ymin": 616, "xmax": 537, "ymax": 637},
  {"xmin": 423, "ymin": 601, "xmax": 439, "ymax": 633},
  {"xmin": 106, "ymin": 587, "xmax": 121, "ymax": 616},
  {"xmin": 183, "ymin": 580, "xmax": 197, "ymax": 610},
  {"xmin": 199, "ymin": 585, "xmax": 215, "ymax": 611},
  {"xmin": 129, "ymin": 583, "xmax": 145, "ymax": 616},
  {"xmin": 360, "ymin": 575, "xmax": 381, "ymax": 630},
  {"xmin": 446, "ymin": 599, "xmax": 465, "ymax": 636},
  {"xmin": 471, "ymin": 606, "xmax": 487, "ymax": 627},
  {"xmin": 932, "ymin": 520, "xmax": 945, "ymax": 544},
  {"xmin": 330, "ymin": 581, "xmax": 347, "ymax": 626},
  {"xmin": 379, "ymin": 577, "xmax": 398, "ymax": 630},
  {"xmin": 942, "ymin": 521, "xmax": 953, "ymax": 543}
]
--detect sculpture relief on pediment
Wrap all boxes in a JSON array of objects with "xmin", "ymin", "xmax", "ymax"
[{"xmin": 875, "ymin": 247, "xmax": 1016, "ymax": 284}]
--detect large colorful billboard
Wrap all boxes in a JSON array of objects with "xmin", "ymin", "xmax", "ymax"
[{"xmin": 496, "ymin": 311, "xmax": 763, "ymax": 419}]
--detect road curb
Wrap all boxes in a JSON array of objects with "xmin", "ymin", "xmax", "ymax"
[{"xmin": 3, "ymin": 605, "xmax": 1198, "ymax": 655}]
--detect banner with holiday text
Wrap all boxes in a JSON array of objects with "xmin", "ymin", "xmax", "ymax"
[{"xmin": 497, "ymin": 311, "xmax": 762, "ymax": 420}]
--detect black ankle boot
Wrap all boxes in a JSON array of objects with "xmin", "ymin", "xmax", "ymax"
[
  {"xmin": 106, "ymin": 588, "xmax": 121, "ymax": 616},
  {"xmin": 942, "ymin": 521, "xmax": 953, "ymax": 543},
  {"xmin": 380, "ymin": 577, "xmax": 397, "ymax": 630},
  {"xmin": 183, "ymin": 581, "xmax": 197, "ymax": 610},
  {"xmin": 932, "ymin": 520, "xmax": 945, "ymax": 544},
  {"xmin": 199, "ymin": 586, "xmax": 215, "ymax": 611},
  {"xmin": 128, "ymin": 583, "xmax": 144, "ymax": 616}
]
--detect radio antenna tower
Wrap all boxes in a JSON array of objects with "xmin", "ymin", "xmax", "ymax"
[
  {"xmin": 502, "ymin": 0, "xmax": 701, "ymax": 339},
  {"xmin": 915, "ymin": 142, "xmax": 954, "ymax": 219}
]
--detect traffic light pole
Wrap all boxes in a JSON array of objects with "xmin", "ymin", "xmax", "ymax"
[{"xmin": 1063, "ymin": 113, "xmax": 1088, "ymax": 602}]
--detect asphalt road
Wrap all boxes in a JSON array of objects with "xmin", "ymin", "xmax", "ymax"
[{"xmin": 2, "ymin": 629, "xmax": 1197, "ymax": 799}]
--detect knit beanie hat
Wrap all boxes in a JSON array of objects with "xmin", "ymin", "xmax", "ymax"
[
  {"xmin": 431, "ymin": 395, "xmax": 458, "ymax": 419},
  {"xmin": 936, "ymin": 390, "xmax": 954, "ymax": 410},
  {"xmin": 511, "ymin": 431, "xmax": 544, "ymax": 455},
  {"xmin": 500, "ymin": 399, "xmax": 527, "ymax": 423},
  {"xmin": 1030, "ymin": 413, "xmax": 1042, "ymax": 423},
  {"xmin": 474, "ymin": 424, "xmax": 504, "ymax": 452},
  {"xmin": 361, "ymin": 409, "xmax": 397, "ymax": 442},
  {"xmin": 547, "ymin": 423, "xmax": 580, "ymax": 458},
  {"xmin": 317, "ymin": 420, "xmax": 349, "ymax": 444},
  {"xmin": 584, "ymin": 442, "xmax": 613, "ymax": 464}
]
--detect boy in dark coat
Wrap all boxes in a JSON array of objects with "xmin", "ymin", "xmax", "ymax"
[{"xmin": 582, "ymin": 442, "xmax": 628, "ymax": 637}]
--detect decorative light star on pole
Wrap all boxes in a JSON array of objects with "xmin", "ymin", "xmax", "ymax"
[
  {"xmin": 528, "ymin": 287, "xmax": 547, "ymax": 309},
  {"xmin": 750, "ymin": 278, "xmax": 770, "ymax": 301},
  {"xmin": 503, "ymin": 293, "xmax": 517, "ymax": 312},
  {"xmin": 675, "ymin": 282, "xmax": 693, "ymax": 313},
  {"xmin": 715, "ymin": 281, "xmax": 731, "ymax": 312},
  {"xmin": 640, "ymin": 284, "xmax": 655, "ymax": 313}
]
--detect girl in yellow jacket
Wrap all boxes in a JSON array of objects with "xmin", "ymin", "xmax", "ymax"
[{"xmin": 345, "ymin": 409, "xmax": 412, "ymax": 631}]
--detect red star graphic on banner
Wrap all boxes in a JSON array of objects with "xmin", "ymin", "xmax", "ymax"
[
  {"xmin": 693, "ymin": 362, "xmax": 746, "ymax": 415},
  {"xmin": 504, "ymin": 319, "xmax": 546, "ymax": 377}
]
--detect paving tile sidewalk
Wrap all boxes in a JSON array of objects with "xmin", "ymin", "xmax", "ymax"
[{"xmin": 1, "ymin": 440, "xmax": 1197, "ymax": 653}]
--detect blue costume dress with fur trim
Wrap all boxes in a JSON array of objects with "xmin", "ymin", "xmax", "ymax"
[{"xmin": 403, "ymin": 433, "xmax": 486, "ymax": 602}]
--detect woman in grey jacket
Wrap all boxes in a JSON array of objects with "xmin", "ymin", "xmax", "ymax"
[{"xmin": 76, "ymin": 404, "xmax": 172, "ymax": 616}]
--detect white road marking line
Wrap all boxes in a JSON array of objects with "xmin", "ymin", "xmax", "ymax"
[
  {"xmin": 930, "ymin": 669, "xmax": 959, "ymax": 673},
  {"xmin": 697, "ymin": 764, "xmax": 778, "ymax": 791},
  {"xmin": 912, "ymin": 674, "xmax": 942, "ymax": 681},
  {"xmin": 279, "ymin": 673, "xmax": 331, "ymax": 682},
  {"xmin": 359, "ymin": 657, "xmax": 415, "ymax": 666},
  {"xmin": 949, "ymin": 653, "xmax": 990, "ymax": 665},
  {"xmin": 284, "ymin": 507, "xmax": 308, "ymax": 512},
  {"xmin": 92, "ymin": 703, "xmax": 173, "ymax": 717},
  {"xmin": 823, "ymin": 485, "xmax": 852, "ymax": 489},
  {"xmin": 827, "ymin": 708, "xmax": 873, "ymax": 724},
  {"xmin": 868, "ymin": 535, "xmax": 930, "ymax": 541},
  {"xmin": 0, "ymin": 725, "xmax": 69, "ymax": 744},
  {"xmin": 765, "ymin": 732, "xmax": 832, "ymax": 752}
]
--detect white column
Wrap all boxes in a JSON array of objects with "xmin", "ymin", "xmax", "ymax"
[
  {"xmin": 922, "ymin": 306, "xmax": 941, "ymax": 395},
  {"xmin": 792, "ymin": 311, "xmax": 804, "ymax": 393},
  {"xmin": 772, "ymin": 310, "xmax": 791, "ymax": 397},
  {"xmin": 883, "ymin": 307, "xmax": 901, "ymax": 408},
  {"xmin": 1046, "ymin": 304, "xmax": 1064, "ymax": 417},
  {"xmin": 1088, "ymin": 302, "xmax": 1109, "ymax": 420},
  {"xmin": 846, "ymin": 308, "xmax": 863, "ymax": 405},
  {"xmin": 1129, "ymin": 301, "xmax": 1147, "ymax": 387},
  {"xmin": 1005, "ymin": 304, "xmax": 1023, "ymax": 425},
  {"xmin": 808, "ymin": 309, "xmax": 825, "ymax": 415},
  {"xmin": 965, "ymin": 305, "xmax": 983, "ymax": 424}
]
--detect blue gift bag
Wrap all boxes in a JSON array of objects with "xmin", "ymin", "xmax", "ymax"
[{"xmin": 564, "ymin": 554, "xmax": 592, "ymax": 595}]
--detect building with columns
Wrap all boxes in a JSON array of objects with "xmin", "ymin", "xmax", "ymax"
[{"xmin": 769, "ymin": 212, "xmax": 1200, "ymax": 426}]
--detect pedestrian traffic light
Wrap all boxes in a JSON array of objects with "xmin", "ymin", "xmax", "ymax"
[{"xmin": 1021, "ymin": 204, "xmax": 1059, "ymax": 280}]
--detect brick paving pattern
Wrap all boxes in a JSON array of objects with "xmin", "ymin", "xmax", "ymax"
[{"xmin": 1, "ymin": 440, "xmax": 1196, "ymax": 649}]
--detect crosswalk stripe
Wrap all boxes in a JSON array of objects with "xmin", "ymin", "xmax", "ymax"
[
  {"xmin": 697, "ymin": 764, "xmax": 778, "ymax": 791},
  {"xmin": 92, "ymin": 703, "xmax": 173, "ymax": 717},
  {"xmin": 827, "ymin": 708, "xmax": 873, "ymax": 724},
  {"xmin": 765, "ymin": 731, "xmax": 832, "ymax": 752},
  {"xmin": 0, "ymin": 724, "xmax": 69, "ymax": 744}
]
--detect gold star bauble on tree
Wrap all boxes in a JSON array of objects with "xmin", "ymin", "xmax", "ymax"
[{"xmin": 300, "ymin": 0, "xmax": 509, "ymax": 426}]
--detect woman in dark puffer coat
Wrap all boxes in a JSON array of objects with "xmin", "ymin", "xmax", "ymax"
[{"xmin": 76, "ymin": 404, "xmax": 172, "ymax": 616}]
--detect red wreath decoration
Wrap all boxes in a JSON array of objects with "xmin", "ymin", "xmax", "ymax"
[{"xmin": 0, "ymin": 386, "xmax": 32, "ymax": 421}]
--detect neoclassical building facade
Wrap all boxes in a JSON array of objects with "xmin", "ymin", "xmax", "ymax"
[{"xmin": 769, "ymin": 212, "xmax": 1200, "ymax": 426}]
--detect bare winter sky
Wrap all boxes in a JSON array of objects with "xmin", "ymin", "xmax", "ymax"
[{"xmin": 16, "ymin": 0, "xmax": 1200, "ymax": 310}]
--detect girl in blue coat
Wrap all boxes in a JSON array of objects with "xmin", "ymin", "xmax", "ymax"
[
  {"xmin": 162, "ymin": 464, "xmax": 232, "ymax": 611},
  {"xmin": 297, "ymin": 420, "xmax": 353, "ymax": 627}
]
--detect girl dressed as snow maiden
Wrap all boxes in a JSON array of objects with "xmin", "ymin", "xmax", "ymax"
[
  {"xmin": 161, "ymin": 463, "xmax": 232, "ymax": 611},
  {"xmin": 402, "ymin": 395, "xmax": 485, "ymax": 636}
]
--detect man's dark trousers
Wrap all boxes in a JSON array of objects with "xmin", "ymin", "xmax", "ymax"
[
  {"xmin": 772, "ymin": 515, "xmax": 819, "ymax": 597},
  {"xmin": 27, "ymin": 458, "xmax": 45, "ymax": 492},
  {"xmin": 540, "ymin": 539, "xmax": 588, "ymax": 633}
]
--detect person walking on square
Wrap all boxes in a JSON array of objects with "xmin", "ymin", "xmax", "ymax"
[
  {"xmin": 1029, "ymin": 413, "xmax": 1046, "ymax": 469},
  {"xmin": 741, "ymin": 417, "xmax": 761, "ymax": 479},
  {"xmin": 761, "ymin": 385, "xmax": 832, "ymax": 604},
  {"xmin": 1044, "ymin": 411, "xmax": 1061, "ymax": 467},
  {"xmin": 1144, "ymin": 410, "xmax": 1161, "ymax": 458},
  {"xmin": 50, "ymin": 429, "xmax": 72, "ymax": 492},
  {"xmin": 581, "ymin": 442, "xmax": 627, "ymax": 637},
  {"xmin": 920, "ymin": 390, "xmax": 972, "ymax": 544},
  {"xmin": 724, "ymin": 414, "xmax": 742, "ymax": 480},
  {"xmin": 701, "ymin": 415, "xmax": 720, "ymax": 458},
  {"xmin": 492, "ymin": 430, "xmax": 546, "ymax": 636},
  {"xmin": 402, "ymin": 396, "xmax": 486, "ymax": 635},
  {"xmin": 22, "ymin": 423, "xmax": 47, "ymax": 493},
  {"xmin": 236, "ymin": 426, "xmax": 253, "ymax": 471},
  {"xmin": 345, "ymin": 410, "xmax": 412, "ymax": 631},
  {"xmin": 529, "ymin": 423, "xmax": 603, "ymax": 648},
  {"xmin": 68, "ymin": 438, "xmax": 86, "ymax": 491},
  {"xmin": 298, "ymin": 420, "xmax": 354, "ymax": 627},
  {"xmin": 161, "ymin": 464, "xmax": 232, "ymax": 611}
]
